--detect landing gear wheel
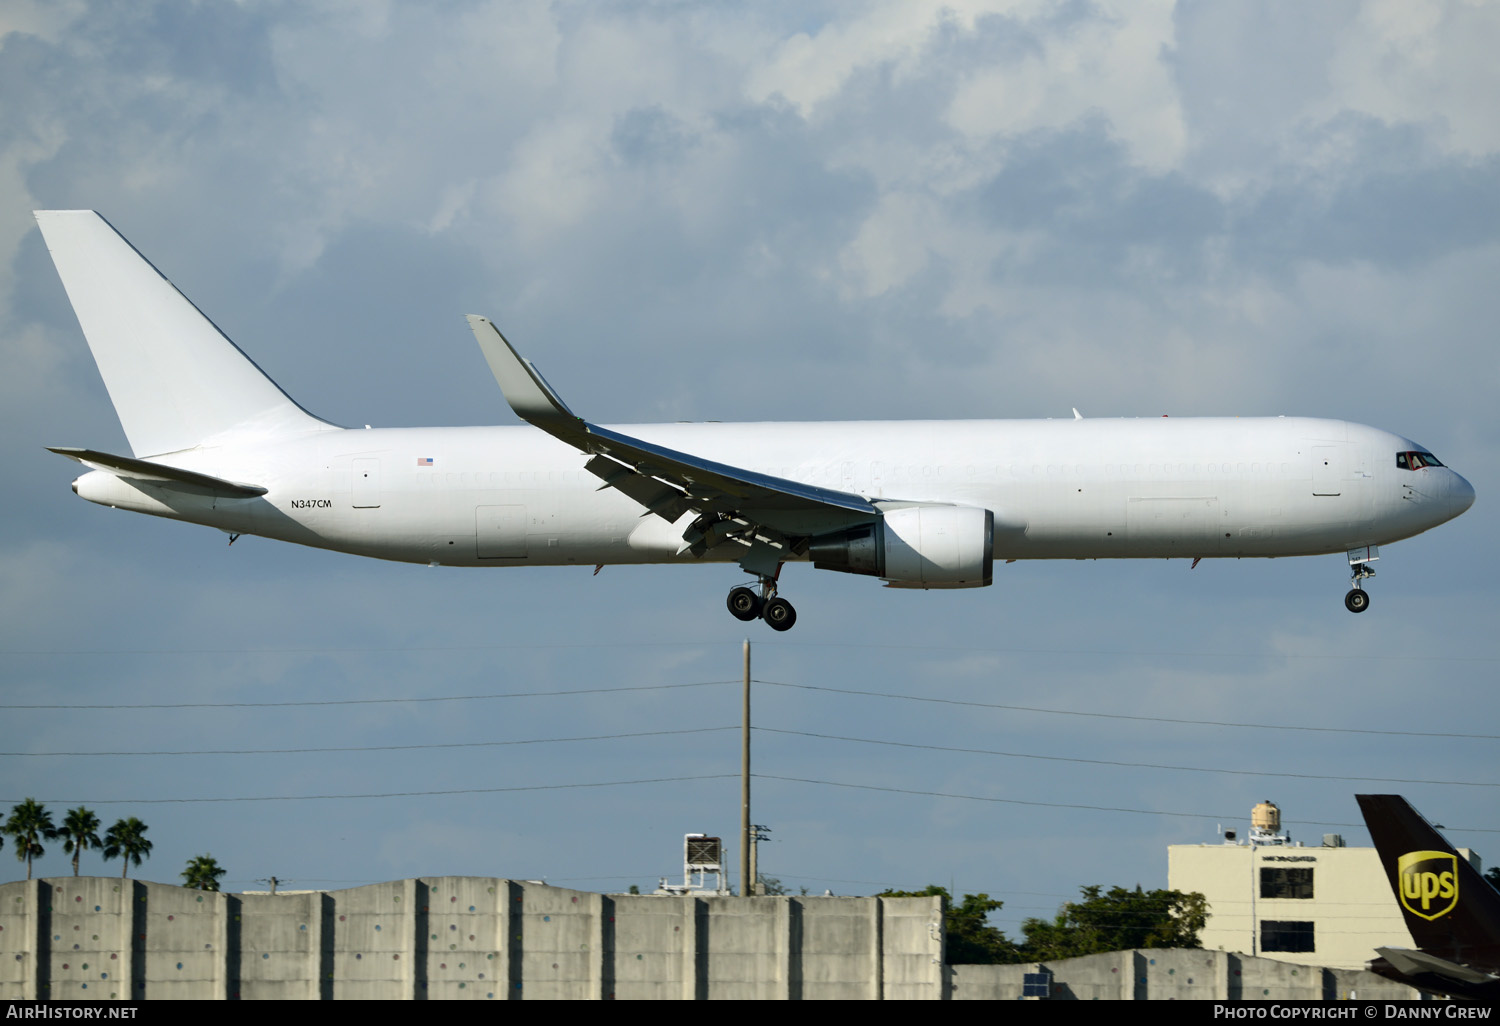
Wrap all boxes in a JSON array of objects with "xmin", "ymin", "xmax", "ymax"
[
  {"xmin": 727, "ymin": 587, "xmax": 762, "ymax": 622},
  {"xmin": 1344, "ymin": 589, "xmax": 1370, "ymax": 613},
  {"xmin": 762, "ymin": 597, "xmax": 797, "ymax": 632}
]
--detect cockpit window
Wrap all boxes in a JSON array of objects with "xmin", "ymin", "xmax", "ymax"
[{"xmin": 1397, "ymin": 451, "xmax": 1444, "ymax": 470}]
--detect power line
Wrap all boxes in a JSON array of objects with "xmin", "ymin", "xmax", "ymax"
[
  {"xmin": 0, "ymin": 680, "xmax": 735, "ymax": 710},
  {"xmin": 11, "ymin": 720, "xmax": 1473, "ymax": 794},
  {"xmin": 4, "ymin": 640, "xmax": 1492, "ymax": 663},
  {"xmin": 8, "ymin": 771, "xmax": 1490, "ymax": 836},
  {"xmin": 758, "ymin": 727, "xmax": 1498, "ymax": 788},
  {"xmin": 753, "ymin": 774, "xmax": 1500, "ymax": 834},
  {"xmin": 0, "ymin": 726, "xmax": 736, "ymax": 757},
  {"xmin": 756, "ymin": 680, "xmax": 1500, "ymax": 740},
  {"xmin": 6, "ymin": 674, "xmax": 1477, "ymax": 743},
  {"xmin": 3, "ymin": 774, "xmax": 738, "ymax": 806},
  {"xmin": 0, "ymin": 642, "xmax": 724, "ymax": 656},
  {"xmin": 768, "ymin": 641, "xmax": 1498, "ymax": 664}
]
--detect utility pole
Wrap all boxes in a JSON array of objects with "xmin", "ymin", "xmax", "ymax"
[
  {"xmin": 750, "ymin": 824, "xmax": 771, "ymax": 895},
  {"xmin": 740, "ymin": 639, "xmax": 750, "ymax": 897}
]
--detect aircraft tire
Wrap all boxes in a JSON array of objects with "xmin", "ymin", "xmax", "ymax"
[
  {"xmin": 763, "ymin": 597, "xmax": 796, "ymax": 631},
  {"xmin": 727, "ymin": 587, "xmax": 762, "ymax": 621},
  {"xmin": 1344, "ymin": 589, "xmax": 1370, "ymax": 613}
]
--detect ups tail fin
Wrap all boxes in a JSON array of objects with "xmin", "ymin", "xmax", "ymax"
[
  {"xmin": 36, "ymin": 211, "xmax": 331, "ymax": 457},
  {"xmin": 1357, "ymin": 795, "xmax": 1500, "ymax": 964}
]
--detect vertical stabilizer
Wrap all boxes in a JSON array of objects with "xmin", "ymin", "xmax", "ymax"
[
  {"xmin": 1357, "ymin": 795, "xmax": 1500, "ymax": 967},
  {"xmin": 35, "ymin": 210, "xmax": 331, "ymax": 457}
]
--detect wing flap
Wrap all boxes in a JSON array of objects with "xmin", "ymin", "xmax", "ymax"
[{"xmin": 584, "ymin": 454, "xmax": 693, "ymax": 523}]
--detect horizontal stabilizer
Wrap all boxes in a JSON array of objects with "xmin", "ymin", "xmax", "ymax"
[
  {"xmin": 47, "ymin": 447, "xmax": 267, "ymax": 497},
  {"xmin": 1376, "ymin": 947, "xmax": 1498, "ymax": 988}
]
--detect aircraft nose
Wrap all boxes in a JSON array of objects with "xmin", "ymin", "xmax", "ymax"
[{"xmin": 1449, "ymin": 470, "xmax": 1476, "ymax": 517}]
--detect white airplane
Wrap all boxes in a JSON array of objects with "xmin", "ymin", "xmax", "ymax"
[{"xmin": 36, "ymin": 210, "xmax": 1475, "ymax": 631}]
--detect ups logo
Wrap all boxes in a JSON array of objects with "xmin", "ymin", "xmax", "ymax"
[{"xmin": 1398, "ymin": 850, "xmax": 1458, "ymax": 920}]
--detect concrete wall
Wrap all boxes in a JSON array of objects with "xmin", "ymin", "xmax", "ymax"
[
  {"xmin": 0, "ymin": 878, "xmax": 944, "ymax": 1001},
  {"xmin": 951, "ymin": 950, "xmax": 1421, "ymax": 1001},
  {"xmin": 0, "ymin": 877, "xmax": 1419, "ymax": 1000}
]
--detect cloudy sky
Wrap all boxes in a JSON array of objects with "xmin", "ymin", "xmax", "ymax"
[{"xmin": 2, "ymin": 1, "xmax": 1495, "ymax": 940}]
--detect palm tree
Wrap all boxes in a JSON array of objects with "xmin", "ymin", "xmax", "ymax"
[
  {"xmin": 61, "ymin": 807, "xmax": 103, "ymax": 877},
  {"xmin": 181, "ymin": 854, "xmax": 225, "ymax": 891},
  {"xmin": 103, "ymin": 818, "xmax": 152, "ymax": 879},
  {"xmin": 4, "ymin": 799, "xmax": 58, "ymax": 881}
]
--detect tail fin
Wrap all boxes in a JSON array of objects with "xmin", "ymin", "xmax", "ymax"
[
  {"xmin": 35, "ymin": 211, "xmax": 331, "ymax": 457},
  {"xmin": 1357, "ymin": 794, "xmax": 1500, "ymax": 965}
]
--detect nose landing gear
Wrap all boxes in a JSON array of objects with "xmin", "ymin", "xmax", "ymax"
[
  {"xmin": 1344, "ymin": 558, "xmax": 1375, "ymax": 613},
  {"xmin": 726, "ymin": 576, "xmax": 797, "ymax": 631}
]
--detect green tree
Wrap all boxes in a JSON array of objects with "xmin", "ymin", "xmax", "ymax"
[
  {"xmin": 181, "ymin": 854, "xmax": 225, "ymax": 891},
  {"xmin": 1018, "ymin": 885, "xmax": 1208, "ymax": 961},
  {"xmin": 61, "ymin": 807, "xmax": 103, "ymax": 877},
  {"xmin": 4, "ymin": 799, "xmax": 58, "ymax": 881},
  {"xmin": 103, "ymin": 817, "xmax": 153, "ymax": 879},
  {"xmin": 878, "ymin": 886, "xmax": 1020, "ymax": 964}
]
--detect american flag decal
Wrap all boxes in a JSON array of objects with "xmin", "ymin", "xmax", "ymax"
[{"xmin": 417, "ymin": 457, "xmax": 434, "ymax": 466}]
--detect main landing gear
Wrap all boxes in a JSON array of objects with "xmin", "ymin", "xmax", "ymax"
[
  {"xmin": 726, "ymin": 576, "xmax": 797, "ymax": 632},
  {"xmin": 1344, "ymin": 560, "xmax": 1375, "ymax": 613}
]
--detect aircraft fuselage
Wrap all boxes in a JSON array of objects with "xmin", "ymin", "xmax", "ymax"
[{"xmin": 72, "ymin": 415, "xmax": 1472, "ymax": 570}]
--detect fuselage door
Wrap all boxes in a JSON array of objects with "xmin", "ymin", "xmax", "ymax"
[
  {"xmin": 476, "ymin": 504, "xmax": 528, "ymax": 559},
  {"xmin": 1312, "ymin": 446, "xmax": 1340, "ymax": 496}
]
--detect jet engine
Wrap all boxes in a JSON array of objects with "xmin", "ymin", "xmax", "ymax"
[{"xmin": 810, "ymin": 505, "xmax": 994, "ymax": 588}]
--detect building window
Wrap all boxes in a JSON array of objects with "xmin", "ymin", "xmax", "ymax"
[
  {"xmin": 1260, "ymin": 867, "xmax": 1314, "ymax": 899},
  {"xmin": 1261, "ymin": 920, "xmax": 1315, "ymax": 953}
]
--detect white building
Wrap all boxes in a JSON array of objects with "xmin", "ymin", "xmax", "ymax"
[{"xmin": 1167, "ymin": 801, "xmax": 1481, "ymax": 971}]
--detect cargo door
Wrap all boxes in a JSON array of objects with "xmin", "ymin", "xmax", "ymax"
[{"xmin": 476, "ymin": 504, "xmax": 528, "ymax": 559}]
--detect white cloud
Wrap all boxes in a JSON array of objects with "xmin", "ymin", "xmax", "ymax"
[
  {"xmin": 838, "ymin": 192, "xmax": 941, "ymax": 298},
  {"xmin": 485, "ymin": 118, "xmax": 610, "ymax": 242},
  {"xmin": 746, "ymin": 0, "xmax": 1049, "ymax": 116},
  {"xmin": 0, "ymin": 0, "xmax": 84, "ymax": 47},
  {"xmin": 0, "ymin": 129, "xmax": 65, "ymax": 303},
  {"xmin": 1325, "ymin": 0, "xmax": 1500, "ymax": 156},
  {"xmin": 945, "ymin": 1, "xmax": 1185, "ymax": 173}
]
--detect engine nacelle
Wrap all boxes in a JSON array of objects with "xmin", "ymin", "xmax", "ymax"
[{"xmin": 810, "ymin": 505, "xmax": 994, "ymax": 589}]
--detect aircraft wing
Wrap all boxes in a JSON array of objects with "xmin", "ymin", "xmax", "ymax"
[{"xmin": 468, "ymin": 316, "xmax": 879, "ymax": 566}]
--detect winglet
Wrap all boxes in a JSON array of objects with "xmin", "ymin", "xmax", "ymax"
[{"xmin": 466, "ymin": 316, "xmax": 580, "ymax": 435}]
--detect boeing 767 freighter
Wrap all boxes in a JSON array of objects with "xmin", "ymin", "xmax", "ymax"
[{"xmin": 35, "ymin": 210, "xmax": 1475, "ymax": 630}]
